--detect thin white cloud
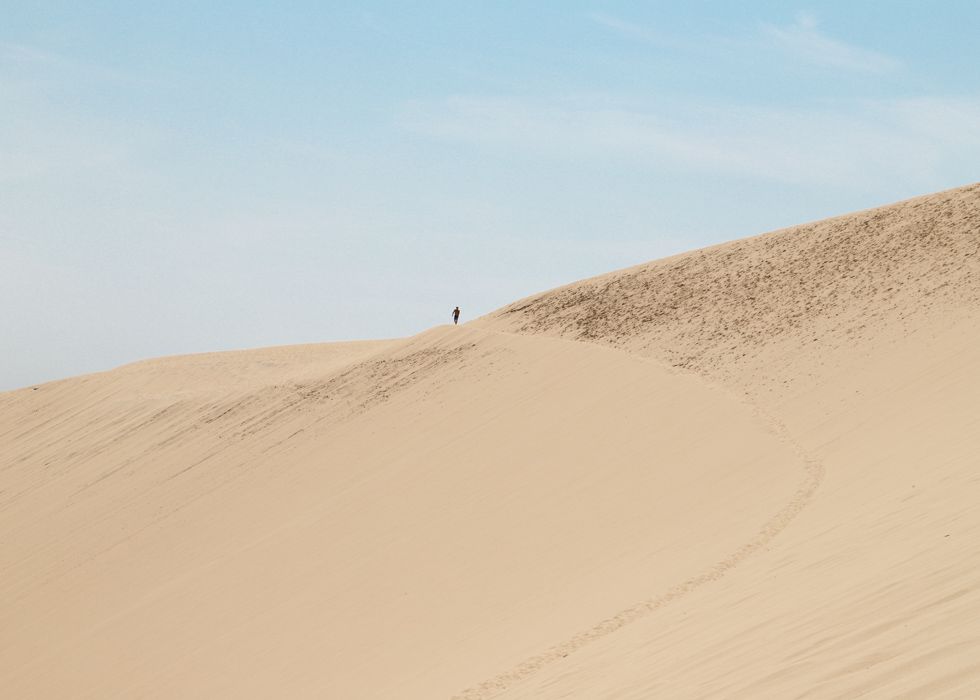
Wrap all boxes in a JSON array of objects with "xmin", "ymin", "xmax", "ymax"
[
  {"xmin": 0, "ymin": 42, "xmax": 160, "ymax": 183},
  {"xmin": 399, "ymin": 94, "xmax": 980, "ymax": 190},
  {"xmin": 588, "ymin": 13, "xmax": 660, "ymax": 43},
  {"xmin": 586, "ymin": 12, "xmax": 715, "ymax": 52},
  {"xmin": 764, "ymin": 11, "xmax": 901, "ymax": 73},
  {"xmin": 0, "ymin": 109, "xmax": 138, "ymax": 183},
  {"xmin": 0, "ymin": 40, "xmax": 158, "ymax": 90}
]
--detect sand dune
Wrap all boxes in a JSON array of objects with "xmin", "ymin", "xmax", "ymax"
[{"xmin": 3, "ymin": 183, "xmax": 980, "ymax": 698}]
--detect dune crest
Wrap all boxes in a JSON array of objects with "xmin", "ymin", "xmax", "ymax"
[
  {"xmin": 3, "ymin": 183, "xmax": 980, "ymax": 698},
  {"xmin": 467, "ymin": 183, "xmax": 980, "ymax": 698},
  {"xmin": 475, "ymin": 182, "xmax": 980, "ymax": 405}
]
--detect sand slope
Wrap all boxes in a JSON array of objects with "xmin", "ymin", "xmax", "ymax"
[
  {"xmin": 3, "ymin": 183, "xmax": 980, "ymax": 698},
  {"xmin": 1, "ymin": 329, "xmax": 805, "ymax": 698},
  {"xmin": 469, "ymin": 182, "xmax": 980, "ymax": 698}
]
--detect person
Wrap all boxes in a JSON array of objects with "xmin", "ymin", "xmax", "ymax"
[{"xmin": 452, "ymin": 306, "xmax": 460, "ymax": 324}]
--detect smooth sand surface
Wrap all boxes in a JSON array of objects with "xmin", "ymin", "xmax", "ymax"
[{"xmin": 3, "ymin": 183, "xmax": 979, "ymax": 698}]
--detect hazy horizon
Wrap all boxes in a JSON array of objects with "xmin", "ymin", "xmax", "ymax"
[{"xmin": 3, "ymin": 1, "xmax": 980, "ymax": 390}]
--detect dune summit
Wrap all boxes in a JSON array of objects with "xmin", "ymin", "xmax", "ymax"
[{"xmin": 3, "ymin": 183, "xmax": 980, "ymax": 698}]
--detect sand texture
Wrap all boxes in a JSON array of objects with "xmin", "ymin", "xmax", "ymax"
[{"xmin": 3, "ymin": 183, "xmax": 980, "ymax": 698}]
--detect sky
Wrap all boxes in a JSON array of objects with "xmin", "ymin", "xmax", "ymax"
[{"xmin": 2, "ymin": 1, "xmax": 979, "ymax": 390}]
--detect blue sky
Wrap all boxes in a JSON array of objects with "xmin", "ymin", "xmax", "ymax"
[{"xmin": 2, "ymin": 2, "xmax": 979, "ymax": 390}]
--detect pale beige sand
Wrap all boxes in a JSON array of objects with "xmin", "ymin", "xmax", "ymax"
[{"xmin": 2, "ymin": 183, "xmax": 979, "ymax": 698}]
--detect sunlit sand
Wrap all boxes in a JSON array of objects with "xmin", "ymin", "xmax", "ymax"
[{"xmin": 3, "ymin": 183, "xmax": 979, "ymax": 698}]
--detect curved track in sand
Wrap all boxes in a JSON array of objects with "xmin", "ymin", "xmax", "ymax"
[
  {"xmin": 451, "ymin": 342, "xmax": 825, "ymax": 700},
  {"xmin": 1, "ymin": 325, "xmax": 825, "ymax": 699}
]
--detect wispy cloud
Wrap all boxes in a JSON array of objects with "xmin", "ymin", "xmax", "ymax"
[
  {"xmin": 588, "ymin": 13, "xmax": 661, "ymax": 44},
  {"xmin": 586, "ymin": 12, "xmax": 717, "ymax": 53},
  {"xmin": 0, "ymin": 98, "xmax": 142, "ymax": 184},
  {"xmin": 399, "ymin": 94, "xmax": 980, "ymax": 190},
  {"xmin": 0, "ymin": 41, "xmax": 162, "ymax": 183},
  {"xmin": 0, "ymin": 40, "xmax": 158, "ymax": 91},
  {"xmin": 763, "ymin": 12, "xmax": 901, "ymax": 73},
  {"xmin": 587, "ymin": 11, "xmax": 900, "ymax": 76}
]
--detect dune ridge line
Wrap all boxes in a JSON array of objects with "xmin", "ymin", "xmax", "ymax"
[{"xmin": 5, "ymin": 183, "xmax": 980, "ymax": 698}]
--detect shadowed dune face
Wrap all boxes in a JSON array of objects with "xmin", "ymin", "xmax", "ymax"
[{"xmin": 3, "ymin": 183, "xmax": 980, "ymax": 699}]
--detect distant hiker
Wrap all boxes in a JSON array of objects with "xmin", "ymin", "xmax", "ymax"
[{"xmin": 453, "ymin": 307, "xmax": 460, "ymax": 324}]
